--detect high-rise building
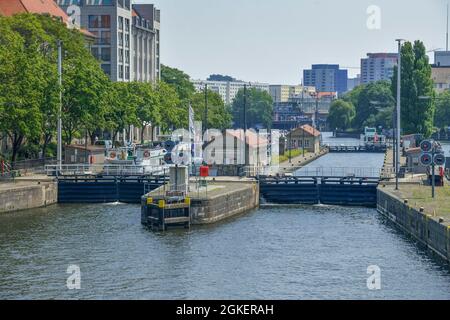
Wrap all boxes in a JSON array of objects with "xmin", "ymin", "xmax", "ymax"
[
  {"xmin": 192, "ymin": 80, "xmax": 270, "ymax": 105},
  {"xmin": 57, "ymin": 0, "xmax": 160, "ymax": 83},
  {"xmin": 434, "ymin": 51, "xmax": 450, "ymax": 67},
  {"xmin": 347, "ymin": 75, "xmax": 361, "ymax": 92},
  {"xmin": 360, "ymin": 53, "xmax": 397, "ymax": 84},
  {"xmin": 303, "ymin": 64, "xmax": 348, "ymax": 95}
]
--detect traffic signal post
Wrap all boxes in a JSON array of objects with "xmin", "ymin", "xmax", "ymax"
[{"xmin": 419, "ymin": 140, "xmax": 446, "ymax": 199}]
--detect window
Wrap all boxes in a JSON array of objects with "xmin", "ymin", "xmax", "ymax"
[
  {"xmin": 118, "ymin": 33, "xmax": 123, "ymax": 46},
  {"xmin": 125, "ymin": 66, "xmax": 130, "ymax": 80},
  {"xmin": 88, "ymin": 15, "xmax": 110, "ymax": 28},
  {"xmin": 118, "ymin": 65, "xmax": 124, "ymax": 79},
  {"xmin": 100, "ymin": 47, "xmax": 111, "ymax": 62},
  {"xmin": 101, "ymin": 64, "xmax": 111, "ymax": 76},
  {"xmin": 118, "ymin": 49, "xmax": 123, "ymax": 63},
  {"xmin": 125, "ymin": 50, "xmax": 130, "ymax": 64},
  {"xmin": 125, "ymin": 34, "xmax": 130, "ymax": 48},
  {"xmin": 118, "ymin": 17, "xmax": 123, "ymax": 31}
]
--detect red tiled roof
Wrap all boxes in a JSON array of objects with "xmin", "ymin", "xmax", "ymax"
[
  {"xmin": 297, "ymin": 124, "xmax": 321, "ymax": 137},
  {"xmin": 0, "ymin": 0, "xmax": 95, "ymax": 38},
  {"xmin": 0, "ymin": 0, "xmax": 68, "ymax": 22}
]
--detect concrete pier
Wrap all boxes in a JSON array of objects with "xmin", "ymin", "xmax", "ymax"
[
  {"xmin": 0, "ymin": 177, "xmax": 57, "ymax": 213},
  {"xmin": 377, "ymin": 186, "xmax": 450, "ymax": 263},
  {"xmin": 145, "ymin": 177, "xmax": 259, "ymax": 225}
]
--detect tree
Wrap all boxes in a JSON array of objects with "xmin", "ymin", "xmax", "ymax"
[
  {"xmin": 128, "ymin": 82, "xmax": 161, "ymax": 143},
  {"xmin": 392, "ymin": 40, "xmax": 435, "ymax": 137},
  {"xmin": 61, "ymin": 27, "xmax": 110, "ymax": 146},
  {"xmin": 161, "ymin": 65, "xmax": 195, "ymax": 101},
  {"xmin": 0, "ymin": 14, "xmax": 51, "ymax": 161},
  {"xmin": 191, "ymin": 90, "xmax": 232, "ymax": 130},
  {"xmin": 105, "ymin": 82, "xmax": 139, "ymax": 142},
  {"xmin": 232, "ymin": 88, "xmax": 273, "ymax": 129},
  {"xmin": 435, "ymin": 90, "xmax": 450, "ymax": 129},
  {"xmin": 155, "ymin": 81, "xmax": 183, "ymax": 132},
  {"xmin": 327, "ymin": 100, "xmax": 355, "ymax": 130},
  {"xmin": 350, "ymin": 81, "xmax": 394, "ymax": 130}
]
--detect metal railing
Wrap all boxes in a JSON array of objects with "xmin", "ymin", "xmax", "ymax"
[
  {"xmin": 242, "ymin": 165, "xmax": 396, "ymax": 178},
  {"xmin": 45, "ymin": 164, "xmax": 169, "ymax": 176}
]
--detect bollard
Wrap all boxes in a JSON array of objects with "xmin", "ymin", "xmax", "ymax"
[
  {"xmin": 439, "ymin": 217, "xmax": 444, "ymax": 223},
  {"xmin": 404, "ymin": 199, "xmax": 408, "ymax": 204},
  {"xmin": 419, "ymin": 207, "xmax": 424, "ymax": 213}
]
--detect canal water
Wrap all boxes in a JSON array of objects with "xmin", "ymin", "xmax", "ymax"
[{"xmin": 0, "ymin": 134, "xmax": 449, "ymax": 299}]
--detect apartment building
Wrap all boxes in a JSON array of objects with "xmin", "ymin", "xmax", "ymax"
[
  {"xmin": 192, "ymin": 80, "xmax": 270, "ymax": 105},
  {"xmin": 57, "ymin": 0, "xmax": 160, "ymax": 82},
  {"xmin": 360, "ymin": 53, "xmax": 397, "ymax": 84}
]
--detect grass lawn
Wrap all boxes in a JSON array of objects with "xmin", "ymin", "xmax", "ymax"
[
  {"xmin": 386, "ymin": 183, "xmax": 450, "ymax": 219},
  {"xmin": 277, "ymin": 149, "xmax": 309, "ymax": 164}
]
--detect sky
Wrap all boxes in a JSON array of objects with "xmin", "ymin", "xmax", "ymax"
[{"xmin": 135, "ymin": 0, "xmax": 447, "ymax": 84}]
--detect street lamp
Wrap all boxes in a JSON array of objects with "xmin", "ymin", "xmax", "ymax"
[
  {"xmin": 57, "ymin": 40, "xmax": 63, "ymax": 173},
  {"xmin": 395, "ymin": 38, "xmax": 406, "ymax": 190}
]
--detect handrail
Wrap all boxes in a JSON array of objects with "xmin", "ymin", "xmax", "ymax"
[{"xmin": 44, "ymin": 164, "xmax": 169, "ymax": 176}]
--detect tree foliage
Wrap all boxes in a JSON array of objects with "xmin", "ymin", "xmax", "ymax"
[
  {"xmin": 327, "ymin": 100, "xmax": 355, "ymax": 130},
  {"xmin": 232, "ymin": 88, "xmax": 273, "ymax": 129},
  {"xmin": 346, "ymin": 80, "xmax": 394, "ymax": 130},
  {"xmin": 392, "ymin": 40, "xmax": 435, "ymax": 137},
  {"xmin": 435, "ymin": 90, "xmax": 450, "ymax": 129},
  {"xmin": 191, "ymin": 90, "xmax": 232, "ymax": 130}
]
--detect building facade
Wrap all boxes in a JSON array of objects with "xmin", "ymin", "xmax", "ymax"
[
  {"xmin": 192, "ymin": 80, "xmax": 270, "ymax": 105},
  {"xmin": 57, "ymin": 0, "xmax": 160, "ymax": 83},
  {"xmin": 434, "ymin": 51, "xmax": 450, "ymax": 67},
  {"xmin": 303, "ymin": 64, "xmax": 348, "ymax": 95},
  {"xmin": 287, "ymin": 125, "xmax": 321, "ymax": 153},
  {"xmin": 360, "ymin": 53, "xmax": 397, "ymax": 84},
  {"xmin": 269, "ymin": 85, "xmax": 315, "ymax": 103},
  {"xmin": 347, "ymin": 75, "xmax": 361, "ymax": 92}
]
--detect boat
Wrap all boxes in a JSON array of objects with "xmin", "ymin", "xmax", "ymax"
[
  {"xmin": 362, "ymin": 127, "xmax": 386, "ymax": 146},
  {"xmin": 104, "ymin": 144, "xmax": 169, "ymax": 175}
]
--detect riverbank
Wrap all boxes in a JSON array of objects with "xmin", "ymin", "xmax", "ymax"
[
  {"xmin": 377, "ymin": 182, "xmax": 450, "ymax": 263},
  {"xmin": 0, "ymin": 176, "xmax": 57, "ymax": 214},
  {"xmin": 278, "ymin": 148, "xmax": 329, "ymax": 173}
]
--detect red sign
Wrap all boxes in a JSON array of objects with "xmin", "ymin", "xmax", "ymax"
[{"xmin": 200, "ymin": 166, "xmax": 209, "ymax": 177}]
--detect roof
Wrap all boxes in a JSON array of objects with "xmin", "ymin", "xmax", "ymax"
[
  {"xmin": 226, "ymin": 130, "xmax": 269, "ymax": 148},
  {"xmin": 291, "ymin": 124, "xmax": 321, "ymax": 137},
  {"xmin": 0, "ymin": 0, "xmax": 68, "ymax": 21},
  {"xmin": 405, "ymin": 147, "xmax": 421, "ymax": 154},
  {"xmin": 0, "ymin": 0, "xmax": 95, "ymax": 38}
]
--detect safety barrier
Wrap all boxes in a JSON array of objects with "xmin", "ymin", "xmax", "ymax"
[
  {"xmin": 258, "ymin": 176, "xmax": 379, "ymax": 207},
  {"xmin": 57, "ymin": 176, "xmax": 167, "ymax": 203}
]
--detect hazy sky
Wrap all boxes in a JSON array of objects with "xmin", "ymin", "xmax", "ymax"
[{"xmin": 135, "ymin": 0, "xmax": 447, "ymax": 84}]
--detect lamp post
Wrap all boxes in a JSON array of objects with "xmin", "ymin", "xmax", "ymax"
[
  {"xmin": 57, "ymin": 40, "xmax": 63, "ymax": 173},
  {"xmin": 395, "ymin": 39, "xmax": 405, "ymax": 190},
  {"xmin": 243, "ymin": 84, "xmax": 248, "ymax": 167},
  {"xmin": 204, "ymin": 83, "xmax": 208, "ymax": 134}
]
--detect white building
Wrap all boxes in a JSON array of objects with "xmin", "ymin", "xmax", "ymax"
[
  {"xmin": 269, "ymin": 85, "xmax": 315, "ymax": 103},
  {"xmin": 192, "ymin": 79, "xmax": 270, "ymax": 105}
]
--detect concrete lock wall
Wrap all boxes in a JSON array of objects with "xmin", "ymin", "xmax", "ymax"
[
  {"xmin": 377, "ymin": 188, "xmax": 450, "ymax": 263},
  {"xmin": 190, "ymin": 182, "xmax": 259, "ymax": 224},
  {"xmin": 0, "ymin": 182, "xmax": 58, "ymax": 214}
]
